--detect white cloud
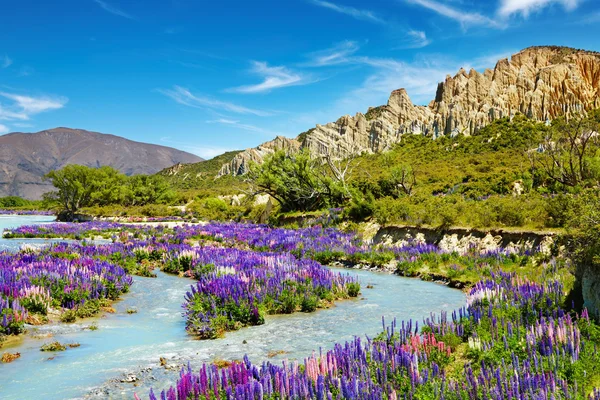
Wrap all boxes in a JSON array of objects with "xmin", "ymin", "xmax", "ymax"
[
  {"xmin": 227, "ymin": 62, "xmax": 311, "ymax": 94},
  {"xmin": 0, "ymin": 92, "xmax": 67, "ymax": 114},
  {"xmin": 0, "ymin": 124, "xmax": 9, "ymax": 134},
  {"xmin": 0, "ymin": 105, "xmax": 28, "ymax": 121},
  {"xmin": 310, "ymin": 0, "xmax": 386, "ymax": 24},
  {"xmin": 305, "ymin": 41, "xmax": 361, "ymax": 66},
  {"xmin": 93, "ymin": 0, "xmax": 135, "ymax": 19},
  {"xmin": 498, "ymin": 0, "xmax": 580, "ymax": 17},
  {"xmin": 0, "ymin": 92, "xmax": 67, "ymax": 121},
  {"xmin": 160, "ymin": 137, "xmax": 235, "ymax": 159},
  {"xmin": 405, "ymin": 30, "xmax": 432, "ymax": 48},
  {"xmin": 206, "ymin": 118, "xmax": 279, "ymax": 136},
  {"xmin": 352, "ymin": 57, "xmax": 453, "ymax": 104},
  {"xmin": 405, "ymin": 0, "xmax": 502, "ymax": 28},
  {"xmin": 1, "ymin": 55, "xmax": 12, "ymax": 68},
  {"xmin": 192, "ymin": 146, "xmax": 235, "ymax": 159},
  {"xmin": 12, "ymin": 122, "xmax": 34, "ymax": 128},
  {"xmin": 157, "ymin": 86, "xmax": 273, "ymax": 116}
]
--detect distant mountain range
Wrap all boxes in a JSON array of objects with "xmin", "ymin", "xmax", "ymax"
[
  {"xmin": 215, "ymin": 46, "xmax": 600, "ymax": 176},
  {"xmin": 0, "ymin": 128, "xmax": 202, "ymax": 199}
]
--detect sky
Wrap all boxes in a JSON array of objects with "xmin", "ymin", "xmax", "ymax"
[{"xmin": 0, "ymin": 0, "xmax": 599, "ymax": 159}]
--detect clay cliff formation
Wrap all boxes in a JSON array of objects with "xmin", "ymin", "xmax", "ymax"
[{"xmin": 218, "ymin": 46, "xmax": 600, "ymax": 176}]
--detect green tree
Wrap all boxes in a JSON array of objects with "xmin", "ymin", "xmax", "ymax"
[
  {"xmin": 532, "ymin": 111, "xmax": 600, "ymax": 189},
  {"xmin": 122, "ymin": 175, "xmax": 175, "ymax": 206},
  {"xmin": 44, "ymin": 165, "xmax": 126, "ymax": 219},
  {"xmin": 0, "ymin": 196, "xmax": 31, "ymax": 208},
  {"xmin": 247, "ymin": 149, "xmax": 348, "ymax": 212}
]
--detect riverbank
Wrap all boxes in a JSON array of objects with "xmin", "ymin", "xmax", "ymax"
[{"xmin": 1, "ymin": 267, "xmax": 465, "ymax": 400}]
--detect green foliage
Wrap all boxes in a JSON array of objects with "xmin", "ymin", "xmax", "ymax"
[
  {"xmin": 248, "ymin": 149, "xmax": 349, "ymax": 212},
  {"xmin": 74, "ymin": 299, "xmax": 102, "ymax": 318},
  {"xmin": 157, "ymin": 151, "xmax": 244, "ymax": 193},
  {"xmin": 187, "ymin": 197, "xmax": 243, "ymax": 221},
  {"xmin": 370, "ymin": 193, "xmax": 548, "ymax": 229},
  {"xmin": 122, "ymin": 174, "xmax": 175, "ymax": 206},
  {"xmin": 559, "ymin": 189, "xmax": 600, "ymax": 308},
  {"xmin": 346, "ymin": 282, "xmax": 361, "ymax": 297},
  {"xmin": 60, "ymin": 309, "xmax": 77, "ymax": 323},
  {"xmin": 40, "ymin": 341, "xmax": 67, "ymax": 352},
  {"xmin": 531, "ymin": 110, "xmax": 600, "ymax": 189},
  {"xmin": 44, "ymin": 165, "xmax": 126, "ymax": 217},
  {"xmin": 20, "ymin": 296, "xmax": 49, "ymax": 315},
  {"xmin": 276, "ymin": 289, "xmax": 298, "ymax": 314},
  {"xmin": 0, "ymin": 196, "xmax": 41, "ymax": 209},
  {"xmin": 44, "ymin": 165, "xmax": 180, "ymax": 218},
  {"xmin": 300, "ymin": 295, "xmax": 319, "ymax": 312},
  {"xmin": 344, "ymin": 191, "xmax": 374, "ymax": 221}
]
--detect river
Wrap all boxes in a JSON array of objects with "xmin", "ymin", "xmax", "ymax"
[{"xmin": 0, "ymin": 216, "xmax": 466, "ymax": 399}]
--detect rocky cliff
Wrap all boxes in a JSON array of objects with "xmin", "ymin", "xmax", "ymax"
[
  {"xmin": 219, "ymin": 46, "xmax": 600, "ymax": 175},
  {"xmin": 217, "ymin": 136, "xmax": 301, "ymax": 177},
  {"xmin": 0, "ymin": 128, "xmax": 202, "ymax": 199}
]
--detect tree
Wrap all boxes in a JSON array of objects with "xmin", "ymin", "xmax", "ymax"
[
  {"xmin": 246, "ymin": 149, "xmax": 348, "ymax": 212},
  {"xmin": 44, "ymin": 165, "xmax": 126, "ymax": 219},
  {"xmin": 122, "ymin": 175, "xmax": 175, "ymax": 206},
  {"xmin": 532, "ymin": 111, "xmax": 600, "ymax": 188},
  {"xmin": 379, "ymin": 165, "xmax": 417, "ymax": 197},
  {"xmin": 0, "ymin": 196, "xmax": 31, "ymax": 208}
]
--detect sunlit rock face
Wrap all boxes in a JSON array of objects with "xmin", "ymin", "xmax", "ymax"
[
  {"xmin": 217, "ymin": 136, "xmax": 301, "ymax": 177},
  {"xmin": 219, "ymin": 46, "xmax": 600, "ymax": 176}
]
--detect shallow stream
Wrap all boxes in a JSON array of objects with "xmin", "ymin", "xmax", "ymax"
[{"xmin": 0, "ymin": 216, "xmax": 466, "ymax": 399}]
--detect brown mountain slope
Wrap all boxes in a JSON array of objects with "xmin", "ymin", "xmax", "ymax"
[
  {"xmin": 0, "ymin": 127, "xmax": 202, "ymax": 199},
  {"xmin": 218, "ymin": 46, "xmax": 600, "ymax": 176}
]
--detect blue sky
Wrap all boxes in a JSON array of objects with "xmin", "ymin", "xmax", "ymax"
[{"xmin": 0, "ymin": 0, "xmax": 599, "ymax": 159}]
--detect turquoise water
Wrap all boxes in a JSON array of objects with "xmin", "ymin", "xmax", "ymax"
[
  {"xmin": 0, "ymin": 215, "xmax": 57, "ymax": 251},
  {"xmin": 0, "ymin": 217, "xmax": 466, "ymax": 400}
]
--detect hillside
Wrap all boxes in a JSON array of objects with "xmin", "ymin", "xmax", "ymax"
[
  {"xmin": 218, "ymin": 46, "xmax": 600, "ymax": 176},
  {"xmin": 0, "ymin": 127, "xmax": 202, "ymax": 199},
  {"xmin": 158, "ymin": 150, "xmax": 245, "ymax": 196}
]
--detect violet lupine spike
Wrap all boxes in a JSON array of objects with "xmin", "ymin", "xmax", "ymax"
[{"xmin": 148, "ymin": 261, "xmax": 600, "ymax": 400}]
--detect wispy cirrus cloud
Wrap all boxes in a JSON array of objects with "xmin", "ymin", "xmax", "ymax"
[
  {"xmin": 310, "ymin": 0, "xmax": 385, "ymax": 24},
  {"xmin": 582, "ymin": 11, "xmax": 600, "ymax": 24},
  {"xmin": 404, "ymin": 30, "xmax": 431, "ymax": 48},
  {"xmin": 405, "ymin": 0, "xmax": 502, "ymax": 28},
  {"xmin": 309, "ymin": 2, "xmax": 432, "ymax": 48},
  {"xmin": 0, "ymin": 105, "xmax": 27, "ymax": 121},
  {"xmin": 498, "ymin": 0, "xmax": 581, "ymax": 18},
  {"xmin": 0, "ymin": 91, "xmax": 67, "ymax": 121},
  {"xmin": 305, "ymin": 41, "xmax": 361, "ymax": 67},
  {"xmin": 206, "ymin": 118, "xmax": 279, "ymax": 136},
  {"xmin": 1, "ymin": 55, "xmax": 12, "ymax": 68},
  {"xmin": 93, "ymin": 0, "xmax": 135, "ymax": 19},
  {"xmin": 226, "ymin": 62, "xmax": 312, "ymax": 94},
  {"xmin": 0, "ymin": 124, "xmax": 9, "ymax": 134},
  {"xmin": 12, "ymin": 122, "xmax": 34, "ymax": 128},
  {"xmin": 157, "ymin": 85, "xmax": 273, "ymax": 116}
]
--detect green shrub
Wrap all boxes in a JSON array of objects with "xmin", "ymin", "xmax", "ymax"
[
  {"xmin": 40, "ymin": 341, "xmax": 67, "ymax": 352},
  {"xmin": 300, "ymin": 295, "xmax": 319, "ymax": 312},
  {"xmin": 346, "ymin": 282, "xmax": 361, "ymax": 297},
  {"xmin": 60, "ymin": 310, "xmax": 77, "ymax": 323}
]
